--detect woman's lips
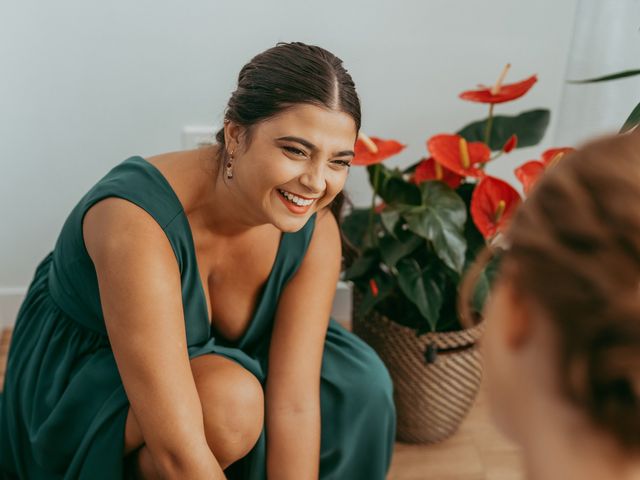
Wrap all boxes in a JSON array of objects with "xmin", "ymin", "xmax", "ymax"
[{"xmin": 276, "ymin": 189, "xmax": 315, "ymax": 214}]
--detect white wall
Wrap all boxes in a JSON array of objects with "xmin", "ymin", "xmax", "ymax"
[
  {"xmin": 0, "ymin": 0, "xmax": 579, "ymax": 326},
  {"xmin": 555, "ymin": 0, "xmax": 640, "ymax": 146}
]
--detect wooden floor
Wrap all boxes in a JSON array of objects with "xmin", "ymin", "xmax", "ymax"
[
  {"xmin": 0, "ymin": 327, "xmax": 524, "ymax": 479},
  {"xmin": 387, "ymin": 386, "xmax": 524, "ymax": 480}
]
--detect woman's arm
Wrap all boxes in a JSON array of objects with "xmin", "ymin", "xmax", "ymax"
[
  {"xmin": 84, "ymin": 198, "xmax": 226, "ymax": 479},
  {"xmin": 265, "ymin": 209, "xmax": 342, "ymax": 480}
]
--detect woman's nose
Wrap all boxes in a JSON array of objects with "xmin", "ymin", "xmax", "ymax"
[{"xmin": 300, "ymin": 166, "xmax": 326, "ymax": 194}]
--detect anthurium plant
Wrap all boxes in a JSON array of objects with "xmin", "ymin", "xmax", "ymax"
[{"xmin": 343, "ymin": 64, "xmax": 574, "ymax": 334}]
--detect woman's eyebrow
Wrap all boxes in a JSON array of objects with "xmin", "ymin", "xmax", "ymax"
[{"xmin": 276, "ymin": 136, "xmax": 355, "ymax": 157}]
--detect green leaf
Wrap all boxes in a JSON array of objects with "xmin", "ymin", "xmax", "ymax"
[
  {"xmin": 367, "ymin": 163, "xmax": 382, "ymax": 184},
  {"xmin": 378, "ymin": 233, "xmax": 425, "ymax": 269},
  {"xmin": 380, "ymin": 209, "xmax": 401, "ymax": 235},
  {"xmin": 620, "ymin": 101, "xmax": 640, "ymax": 133},
  {"xmin": 458, "ymin": 109, "xmax": 550, "ymax": 150},
  {"xmin": 366, "ymin": 163, "xmax": 394, "ymax": 191},
  {"xmin": 456, "ymin": 183, "xmax": 486, "ymax": 269},
  {"xmin": 341, "ymin": 208, "xmax": 370, "ymax": 250},
  {"xmin": 568, "ymin": 69, "xmax": 640, "ymax": 84},
  {"xmin": 384, "ymin": 178, "xmax": 422, "ymax": 205},
  {"xmin": 401, "ymin": 182, "xmax": 467, "ymax": 273},
  {"xmin": 396, "ymin": 258, "xmax": 443, "ymax": 331},
  {"xmin": 367, "ymin": 164, "xmax": 421, "ymax": 206},
  {"xmin": 344, "ymin": 253, "xmax": 379, "ymax": 281}
]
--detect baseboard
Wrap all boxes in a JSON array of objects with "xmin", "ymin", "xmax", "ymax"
[{"xmin": 0, "ymin": 282, "xmax": 354, "ymax": 331}]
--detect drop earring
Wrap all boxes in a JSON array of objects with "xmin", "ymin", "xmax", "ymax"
[{"xmin": 226, "ymin": 150, "xmax": 235, "ymax": 179}]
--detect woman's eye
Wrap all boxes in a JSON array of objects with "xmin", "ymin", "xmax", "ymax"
[
  {"xmin": 283, "ymin": 146, "xmax": 306, "ymax": 157},
  {"xmin": 333, "ymin": 159, "xmax": 352, "ymax": 168}
]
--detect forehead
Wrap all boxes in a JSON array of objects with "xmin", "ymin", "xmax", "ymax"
[{"xmin": 255, "ymin": 103, "xmax": 357, "ymax": 147}]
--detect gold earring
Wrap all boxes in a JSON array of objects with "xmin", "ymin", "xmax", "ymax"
[{"xmin": 226, "ymin": 150, "xmax": 234, "ymax": 179}]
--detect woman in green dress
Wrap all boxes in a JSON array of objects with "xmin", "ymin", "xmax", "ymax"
[{"xmin": 0, "ymin": 41, "xmax": 396, "ymax": 479}]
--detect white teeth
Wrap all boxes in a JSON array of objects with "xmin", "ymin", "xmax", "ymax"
[{"xmin": 278, "ymin": 189, "xmax": 314, "ymax": 207}]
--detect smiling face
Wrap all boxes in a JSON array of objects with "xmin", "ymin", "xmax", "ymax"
[{"xmin": 224, "ymin": 103, "xmax": 357, "ymax": 232}]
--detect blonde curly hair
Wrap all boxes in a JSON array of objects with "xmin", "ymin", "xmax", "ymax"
[{"xmin": 460, "ymin": 129, "xmax": 640, "ymax": 451}]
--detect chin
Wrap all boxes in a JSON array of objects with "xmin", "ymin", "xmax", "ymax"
[{"xmin": 268, "ymin": 211, "xmax": 310, "ymax": 232}]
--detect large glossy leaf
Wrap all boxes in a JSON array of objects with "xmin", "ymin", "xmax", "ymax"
[
  {"xmin": 455, "ymin": 183, "xmax": 486, "ymax": 269},
  {"xmin": 568, "ymin": 69, "xmax": 640, "ymax": 84},
  {"xmin": 380, "ymin": 209, "xmax": 401, "ymax": 235},
  {"xmin": 621, "ymin": 101, "xmax": 640, "ymax": 133},
  {"xmin": 401, "ymin": 182, "xmax": 467, "ymax": 273},
  {"xmin": 344, "ymin": 252, "xmax": 379, "ymax": 281},
  {"xmin": 384, "ymin": 177, "xmax": 422, "ymax": 205},
  {"xmin": 367, "ymin": 162, "xmax": 388, "ymax": 183},
  {"xmin": 378, "ymin": 233, "xmax": 425, "ymax": 269},
  {"xmin": 457, "ymin": 109, "xmax": 550, "ymax": 151},
  {"xmin": 396, "ymin": 258, "xmax": 443, "ymax": 331},
  {"xmin": 367, "ymin": 164, "xmax": 421, "ymax": 205}
]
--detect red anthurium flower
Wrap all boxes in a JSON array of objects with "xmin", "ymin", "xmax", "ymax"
[
  {"xmin": 514, "ymin": 161, "xmax": 545, "ymax": 195},
  {"xmin": 353, "ymin": 132, "xmax": 406, "ymax": 166},
  {"xmin": 502, "ymin": 134, "xmax": 518, "ymax": 153},
  {"xmin": 427, "ymin": 134, "xmax": 491, "ymax": 178},
  {"xmin": 412, "ymin": 157, "xmax": 464, "ymax": 189},
  {"xmin": 460, "ymin": 75, "xmax": 537, "ymax": 104},
  {"xmin": 514, "ymin": 147, "xmax": 575, "ymax": 195},
  {"xmin": 541, "ymin": 147, "xmax": 575, "ymax": 166},
  {"xmin": 459, "ymin": 63, "xmax": 538, "ymax": 104},
  {"xmin": 471, "ymin": 176, "xmax": 521, "ymax": 239}
]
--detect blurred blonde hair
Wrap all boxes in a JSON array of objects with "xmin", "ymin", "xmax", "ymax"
[{"xmin": 459, "ymin": 130, "xmax": 640, "ymax": 451}]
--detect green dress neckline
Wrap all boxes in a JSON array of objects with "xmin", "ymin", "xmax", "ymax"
[{"xmin": 130, "ymin": 155, "xmax": 286, "ymax": 342}]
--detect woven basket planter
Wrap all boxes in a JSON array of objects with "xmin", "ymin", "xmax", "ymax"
[{"xmin": 352, "ymin": 288, "xmax": 484, "ymax": 444}]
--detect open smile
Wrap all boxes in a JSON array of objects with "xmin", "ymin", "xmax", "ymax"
[{"xmin": 276, "ymin": 188, "xmax": 318, "ymax": 214}]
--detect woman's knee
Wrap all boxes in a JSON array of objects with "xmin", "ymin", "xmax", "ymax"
[
  {"xmin": 190, "ymin": 355, "xmax": 264, "ymax": 457},
  {"xmin": 122, "ymin": 354, "xmax": 264, "ymax": 460}
]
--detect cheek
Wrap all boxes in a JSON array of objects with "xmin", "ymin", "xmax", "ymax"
[
  {"xmin": 480, "ymin": 289, "xmax": 524, "ymax": 438},
  {"xmin": 480, "ymin": 305, "xmax": 502, "ymax": 380},
  {"xmin": 324, "ymin": 169, "xmax": 348, "ymax": 194},
  {"xmin": 481, "ymin": 292, "xmax": 513, "ymax": 390},
  {"xmin": 253, "ymin": 161, "xmax": 293, "ymax": 195}
]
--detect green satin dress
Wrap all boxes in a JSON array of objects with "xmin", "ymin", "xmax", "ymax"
[{"xmin": 0, "ymin": 155, "xmax": 396, "ymax": 479}]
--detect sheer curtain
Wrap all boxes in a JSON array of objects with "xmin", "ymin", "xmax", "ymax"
[{"xmin": 555, "ymin": 0, "xmax": 640, "ymax": 145}]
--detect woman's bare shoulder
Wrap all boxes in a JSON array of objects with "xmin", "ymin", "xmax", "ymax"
[
  {"xmin": 82, "ymin": 195, "xmax": 173, "ymax": 265},
  {"xmin": 144, "ymin": 146, "xmax": 219, "ymax": 215}
]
